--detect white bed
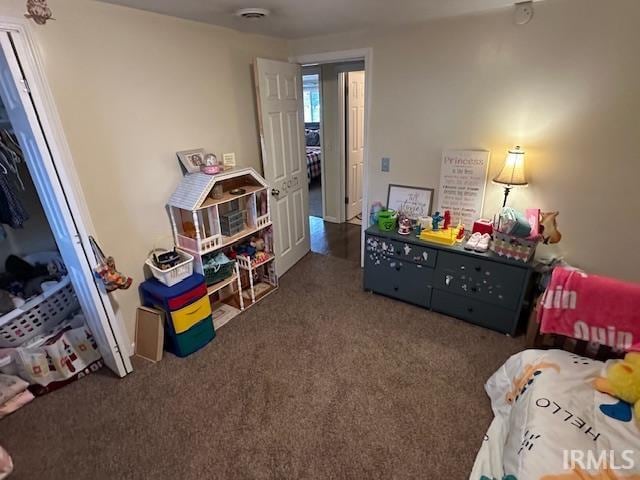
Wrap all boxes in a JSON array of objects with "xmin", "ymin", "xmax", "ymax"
[{"xmin": 470, "ymin": 349, "xmax": 640, "ymax": 479}]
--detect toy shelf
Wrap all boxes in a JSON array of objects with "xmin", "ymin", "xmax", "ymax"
[
  {"xmin": 200, "ymin": 185, "xmax": 266, "ymax": 209},
  {"xmin": 206, "ymin": 271, "xmax": 239, "ymax": 296},
  {"xmin": 236, "ymin": 253, "xmax": 275, "ymax": 270},
  {"xmin": 167, "ymin": 167, "xmax": 277, "ymax": 330},
  {"xmin": 224, "ymin": 282, "xmax": 277, "ymax": 310}
]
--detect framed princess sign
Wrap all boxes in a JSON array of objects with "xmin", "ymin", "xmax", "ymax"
[{"xmin": 437, "ymin": 149, "xmax": 490, "ymax": 227}]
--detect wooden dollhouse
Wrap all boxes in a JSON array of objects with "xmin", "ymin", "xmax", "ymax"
[{"xmin": 167, "ymin": 168, "xmax": 277, "ymax": 329}]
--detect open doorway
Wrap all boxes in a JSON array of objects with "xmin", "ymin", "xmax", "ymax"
[
  {"xmin": 301, "ymin": 59, "xmax": 367, "ymax": 263},
  {"xmin": 302, "ymin": 67, "xmax": 322, "ymax": 219}
]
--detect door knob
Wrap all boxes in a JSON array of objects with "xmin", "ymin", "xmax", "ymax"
[{"xmin": 271, "ymin": 188, "xmax": 280, "ymax": 196}]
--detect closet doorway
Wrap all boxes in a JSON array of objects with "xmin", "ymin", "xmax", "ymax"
[{"xmin": 0, "ymin": 25, "xmax": 131, "ymax": 378}]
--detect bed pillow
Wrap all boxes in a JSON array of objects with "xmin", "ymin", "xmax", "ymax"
[{"xmin": 305, "ymin": 129, "xmax": 320, "ymax": 147}]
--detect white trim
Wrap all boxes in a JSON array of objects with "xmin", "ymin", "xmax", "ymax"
[
  {"xmin": 337, "ymin": 71, "xmax": 347, "ymax": 224},
  {"xmin": 0, "ymin": 18, "xmax": 133, "ymax": 371},
  {"xmin": 289, "ymin": 48, "xmax": 371, "ymax": 66},
  {"xmin": 290, "ymin": 48, "xmax": 373, "ymax": 267}
]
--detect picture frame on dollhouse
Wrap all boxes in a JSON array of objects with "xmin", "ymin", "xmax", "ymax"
[{"xmin": 177, "ymin": 148, "xmax": 206, "ymax": 174}]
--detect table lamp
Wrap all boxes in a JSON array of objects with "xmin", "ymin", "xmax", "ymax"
[{"xmin": 493, "ymin": 146, "xmax": 528, "ymax": 207}]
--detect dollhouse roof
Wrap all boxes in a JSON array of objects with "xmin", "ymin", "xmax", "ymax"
[{"xmin": 167, "ymin": 167, "xmax": 267, "ymax": 211}]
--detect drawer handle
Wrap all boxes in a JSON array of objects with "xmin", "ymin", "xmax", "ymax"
[
  {"xmin": 393, "ymin": 286, "xmax": 399, "ymax": 291},
  {"xmin": 475, "ymin": 266, "xmax": 482, "ymax": 272},
  {"xmin": 467, "ymin": 307, "xmax": 474, "ymax": 313}
]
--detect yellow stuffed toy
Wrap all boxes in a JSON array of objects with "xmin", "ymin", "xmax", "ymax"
[{"xmin": 594, "ymin": 352, "xmax": 640, "ymax": 424}]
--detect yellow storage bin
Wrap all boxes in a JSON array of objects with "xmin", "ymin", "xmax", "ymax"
[{"xmin": 170, "ymin": 296, "xmax": 211, "ymax": 334}]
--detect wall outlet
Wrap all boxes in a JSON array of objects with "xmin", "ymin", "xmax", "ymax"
[{"xmin": 381, "ymin": 157, "xmax": 390, "ymax": 172}]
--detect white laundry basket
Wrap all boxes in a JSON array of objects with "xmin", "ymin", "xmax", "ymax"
[
  {"xmin": 145, "ymin": 249, "xmax": 194, "ymax": 287},
  {"xmin": 0, "ymin": 252, "xmax": 79, "ymax": 348}
]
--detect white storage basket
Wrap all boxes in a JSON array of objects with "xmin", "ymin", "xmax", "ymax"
[
  {"xmin": 0, "ymin": 276, "xmax": 79, "ymax": 348},
  {"xmin": 145, "ymin": 249, "xmax": 194, "ymax": 287}
]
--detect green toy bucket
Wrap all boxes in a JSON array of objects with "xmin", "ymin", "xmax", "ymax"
[{"xmin": 377, "ymin": 209, "xmax": 397, "ymax": 231}]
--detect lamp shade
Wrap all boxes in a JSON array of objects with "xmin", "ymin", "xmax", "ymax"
[{"xmin": 493, "ymin": 146, "xmax": 528, "ymax": 186}]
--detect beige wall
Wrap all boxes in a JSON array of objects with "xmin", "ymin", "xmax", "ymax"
[
  {"xmin": 290, "ymin": 0, "xmax": 640, "ymax": 282},
  {"xmin": 0, "ymin": 0, "xmax": 288, "ymax": 341}
]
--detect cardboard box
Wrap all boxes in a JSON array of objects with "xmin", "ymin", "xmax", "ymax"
[{"xmin": 135, "ymin": 307, "xmax": 164, "ymax": 362}]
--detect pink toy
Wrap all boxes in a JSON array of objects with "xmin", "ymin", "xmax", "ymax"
[{"xmin": 397, "ymin": 217, "xmax": 412, "ymax": 235}]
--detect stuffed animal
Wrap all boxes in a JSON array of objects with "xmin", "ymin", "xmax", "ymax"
[
  {"xmin": 594, "ymin": 352, "xmax": 640, "ymax": 424},
  {"xmin": 540, "ymin": 211, "xmax": 562, "ymax": 244}
]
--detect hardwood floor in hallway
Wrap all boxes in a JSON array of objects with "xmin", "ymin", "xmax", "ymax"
[{"xmin": 309, "ymin": 216, "xmax": 361, "ymax": 263}]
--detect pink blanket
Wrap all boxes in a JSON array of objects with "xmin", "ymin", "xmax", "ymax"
[{"xmin": 538, "ymin": 267, "xmax": 640, "ymax": 351}]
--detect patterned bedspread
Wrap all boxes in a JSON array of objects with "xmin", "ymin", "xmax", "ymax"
[{"xmin": 306, "ymin": 147, "xmax": 321, "ymax": 183}]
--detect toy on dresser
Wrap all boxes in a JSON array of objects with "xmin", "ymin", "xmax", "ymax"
[{"xmin": 418, "ymin": 210, "xmax": 463, "ymax": 246}]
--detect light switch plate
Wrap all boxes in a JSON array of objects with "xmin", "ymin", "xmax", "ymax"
[{"xmin": 381, "ymin": 157, "xmax": 390, "ymax": 172}]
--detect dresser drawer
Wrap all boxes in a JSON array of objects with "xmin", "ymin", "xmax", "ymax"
[
  {"xmin": 365, "ymin": 234, "xmax": 437, "ymax": 267},
  {"xmin": 431, "ymin": 290, "xmax": 517, "ymax": 335},
  {"xmin": 170, "ymin": 295, "xmax": 212, "ymax": 334},
  {"xmin": 435, "ymin": 251, "xmax": 527, "ymax": 310},
  {"xmin": 364, "ymin": 257, "xmax": 433, "ymax": 308}
]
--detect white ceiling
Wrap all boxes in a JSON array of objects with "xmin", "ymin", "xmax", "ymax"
[{"xmin": 96, "ymin": 0, "xmax": 519, "ymax": 39}]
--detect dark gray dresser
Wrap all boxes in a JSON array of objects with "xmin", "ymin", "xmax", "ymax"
[{"xmin": 364, "ymin": 225, "xmax": 535, "ymax": 335}]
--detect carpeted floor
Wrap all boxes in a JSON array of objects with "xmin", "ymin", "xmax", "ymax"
[{"xmin": 0, "ymin": 253, "xmax": 524, "ymax": 479}]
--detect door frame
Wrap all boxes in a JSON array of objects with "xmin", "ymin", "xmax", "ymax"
[
  {"xmin": 0, "ymin": 18, "xmax": 133, "ymax": 373},
  {"xmin": 290, "ymin": 48, "xmax": 373, "ymax": 266}
]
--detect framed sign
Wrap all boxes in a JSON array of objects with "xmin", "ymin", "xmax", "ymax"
[
  {"xmin": 387, "ymin": 184, "xmax": 434, "ymax": 220},
  {"xmin": 437, "ymin": 150, "xmax": 490, "ymax": 227}
]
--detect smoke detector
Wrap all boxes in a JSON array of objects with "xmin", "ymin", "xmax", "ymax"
[
  {"xmin": 514, "ymin": 1, "xmax": 534, "ymax": 25},
  {"xmin": 235, "ymin": 8, "xmax": 270, "ymax": 19}
]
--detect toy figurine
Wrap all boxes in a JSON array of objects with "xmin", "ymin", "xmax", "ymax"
[
  {"xmin": 443, "ymin": 210, "xmax": 452, "ymax": 230},
  {"xmin": 456, "ymin": 223, "xmax": 465, "ymax": 240},
  {"xmin": 397, "ymin": 217, "xmax": 412, "ymax": 235},
  {"xmin": 419, "ymin": 216, "xmax": 433, "ymax": 232},
  {"xmin": 432, "ymin": 212, "xmax": 444, "ymax": 231}
]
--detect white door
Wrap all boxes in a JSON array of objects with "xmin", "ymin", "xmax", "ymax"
[
  {"xmin": 346, "ymin": 71, "xmax": 365, "ymax": 221},
  {"xmin": 255, "ymin": 58, "xmax": 310, "ymax": 276},
  {"xmin": 0, "ymin": 32, "xmax": 132, "ymax": 377}
]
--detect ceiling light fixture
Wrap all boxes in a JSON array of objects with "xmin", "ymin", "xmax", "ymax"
[{"xmin": 234, "ymin": 8, "xmax": 271, "ymax": 20}]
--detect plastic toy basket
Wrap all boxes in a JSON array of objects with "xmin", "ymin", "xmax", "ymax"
[
  {"xmin": 0, "ymin": 252, "xmax": 80, "ymax": 348},
  {"xmin": 146, "ymin": 249, "xmax": 194, "ymax": 287},
  {"xmin": 490, "ymin": 230, "xmax": 539, "ymax": 263},
  {"xmin": 204, "ymin": 259, "xmax": 235, "ymax": 286}
]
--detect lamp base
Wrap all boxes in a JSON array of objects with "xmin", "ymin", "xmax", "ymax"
[{"xmin": 502, "ymin": 186, "xmax": 512, "ymax": 208}]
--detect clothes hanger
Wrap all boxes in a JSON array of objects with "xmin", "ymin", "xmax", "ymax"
[{"xmin": 0, "ymin": 143, "xmax": 24, "ymax": 190}]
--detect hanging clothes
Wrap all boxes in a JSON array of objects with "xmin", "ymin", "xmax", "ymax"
[{"xmin": 0, "ymin": 164, "xmax": 28, "ymax": 229}]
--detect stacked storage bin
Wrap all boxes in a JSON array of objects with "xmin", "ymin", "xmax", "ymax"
[{"xmin": 139, "ymin": 274, "xmax": 215, "ymax": 357}]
